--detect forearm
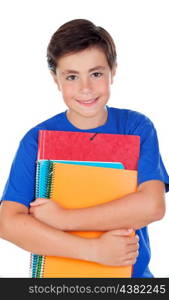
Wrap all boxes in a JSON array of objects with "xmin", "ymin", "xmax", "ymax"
[
  {"xmin": 66, "ymin": 181, "xmax": 165, "ymax": 231},
  {"xmin": 0, "ymin": 211, "xmax": 93, "ymax": 261},
  {"xmin": 0, "ymin": 201, "xmax": 141, "ymax": 268},
  {"xmin": 66, "ymin": 192, "xmax": 149, "ymax": 231}
]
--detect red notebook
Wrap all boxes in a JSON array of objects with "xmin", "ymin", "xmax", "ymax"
[{"xmin": 38, "ymin": 130, "xmax": 140, "ymax": 170}]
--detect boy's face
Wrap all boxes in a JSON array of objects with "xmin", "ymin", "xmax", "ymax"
[{"xmin": 52, "ymin": 47, "xmax": 116, "ymax": 128}]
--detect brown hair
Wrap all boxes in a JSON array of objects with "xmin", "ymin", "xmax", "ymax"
[{"xmin": 47, "ymin": 19, "xmax": 117, "ymax": 73}]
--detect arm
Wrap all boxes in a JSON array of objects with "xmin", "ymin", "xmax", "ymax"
[
  {"xmin": 0, "ymin": 201, "xmax": 89, "ymax": 260},
  {"xmin": 0, "ymin": 201, "xmax": 139, "ymax": 266},
  {"xmin": 66, "ymin": 180, "xmax": 165, "ymax": 231},
  {"xmin": 30, "ymin": 180, "xmax": 165, "ymax": 231}
]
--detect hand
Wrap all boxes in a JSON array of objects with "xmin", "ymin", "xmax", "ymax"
[
  {"xmin": 29, "ymin": 198, "xmax": 67, "ymax": 230},
  {"xmin": 92, "ymin": 229, "xmax": 139, "ymax": 266}
]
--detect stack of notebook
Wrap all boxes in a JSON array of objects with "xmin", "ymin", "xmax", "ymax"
[{"xmin": 30, "ymin": 130, "xmax": 140, "ymax": 278}]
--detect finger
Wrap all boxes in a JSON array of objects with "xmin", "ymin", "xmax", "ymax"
[
  {"xmin": 126, "ymin": 247, "xmax": 139, "ymax": 258},
  {"xmin": 127, "ymin": 250, "xmax": 139, "ymax": 261},
  {"xmin": 126, "ymin": 241, "xmax": 139, "ymax": 251},
  {"xmin": 127, "ymin": 234, "xmax": 139, "ymax": 245},
  {"xmin": 125, "ymin": 242, "xmax": 139, "ymax": 258},
  {"xmin": 123, "ymin": 252, "xmax": 139, "ymax": 265},
  {"xmin": 109, "ymin": 229, "xmax": 134, "ymax": 236},
  {"xmin": 30, "ymin": 198, "xmax": 49, "ymax": 206},
  {"xmin": 123, "ymin": 257, "xmax": 137, "ymax": 266}
]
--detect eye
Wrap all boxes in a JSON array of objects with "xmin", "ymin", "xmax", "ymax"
[
  {"xmin": 91, "ymin": 72, "xmax": 103, "ymax": 78},
  {"xmin": 66, "ymin": 75, "xmax": 78, "ymax": 81}
]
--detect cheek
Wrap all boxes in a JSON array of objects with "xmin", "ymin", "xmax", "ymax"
[
  {"xmin": 95, "ymin": 79, "xmax": 110, "ymax": 95},
  {"xmin": 61, "ymin": 84, "xmax": 75, "ymax": 100}
]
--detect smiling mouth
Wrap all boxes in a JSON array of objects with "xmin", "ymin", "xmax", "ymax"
[{"xmin": 76, "ymin": 97, "xmax": 99, "ymax": 106}]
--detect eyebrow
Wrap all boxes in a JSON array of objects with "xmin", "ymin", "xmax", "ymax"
[{"xmin": 62, "ymin": 66, "xmax": 106, "ymax": 75}]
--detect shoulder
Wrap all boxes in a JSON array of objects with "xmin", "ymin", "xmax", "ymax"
[{"xmin": 108, "ymin": 106, "xmax": 156, "ymax": 136}]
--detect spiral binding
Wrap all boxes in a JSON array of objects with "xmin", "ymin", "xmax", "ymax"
[
  {"xmin": 36, "ymin": 255, "xmax": 46, "ymax": 278},
  {"xmin": 35, "ymin": 161, "xmax": 53, "ymax": 278},
  {"xmin": 30, "ymin": 161, "xmax": 41, "ymax": 278},
  {"xmin": 30, "ymin": 160, "xmax": 53, "ymax": 278},
  {"xmin": 49, "ymin": 163, "xmax": 57, "ymax": 200},
  {"xmin": 35, "ymin": 161, "xmax": 40, "ymax": 200}
]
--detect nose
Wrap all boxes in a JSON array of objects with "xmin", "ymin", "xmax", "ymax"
[{"xmin": 79, "ymin": 77, "xmax": 92, "ymax": 94}]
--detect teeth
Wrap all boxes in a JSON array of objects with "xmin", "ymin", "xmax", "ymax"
[{"xmin": 79, "ymin": 98, "xmax": 97, "ymax": 103}]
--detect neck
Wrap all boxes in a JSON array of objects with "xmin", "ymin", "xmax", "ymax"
[{"xmin": 66, "ymin": 107, "xmax": 108, "ymax": 130}]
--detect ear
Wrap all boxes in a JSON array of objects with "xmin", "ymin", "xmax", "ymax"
[
  {"xmin": 110, "ymin": 63, "xmax": 117, "ymax": 84},
  {"xmin": 50, "ymin": 71, "xmax": 61, "ymax": 91}
]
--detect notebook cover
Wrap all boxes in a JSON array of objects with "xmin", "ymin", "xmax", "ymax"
[
  {"xmin": 42, "ymin": 163, "xmax": 137, "ymax": 278},
  {"xmin": 38, "ymin": 130, "xmax": 140, "ymax": 170},
  {"xmin": 39, "ymin": 160, "xmax": 125, "ymax": 169}
]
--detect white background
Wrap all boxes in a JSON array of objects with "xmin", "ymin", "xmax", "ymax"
[{"xmin": 0, "ymin": 0, "xmax": 169, "ymax": 277}]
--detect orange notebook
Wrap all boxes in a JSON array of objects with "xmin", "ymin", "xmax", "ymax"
[{"xmin": 42, "ymin": 162, "xmax": 137, "ymax": 278}]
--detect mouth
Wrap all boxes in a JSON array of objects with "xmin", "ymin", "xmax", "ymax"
[{"xmin": 76, "ymin": 97, "xmax": 99, "ymax": 106}]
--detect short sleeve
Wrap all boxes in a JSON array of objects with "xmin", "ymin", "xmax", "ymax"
[
  {"xmin": 0, "ymin": 129, "xmax": 38, "ymax": 207},
  {"xmin": 136, "ymin": 119, "xmax": 169, "ymax": 192}
]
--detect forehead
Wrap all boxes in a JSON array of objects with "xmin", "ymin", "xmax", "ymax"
[{"xmin": 57, "ymin": 47, "xmax": 109, "ymax": 71}]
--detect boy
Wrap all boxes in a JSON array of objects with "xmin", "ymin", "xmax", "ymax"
[{"xmin": 0, "ymin": 19, "xmax": 169, "ymax": 278}]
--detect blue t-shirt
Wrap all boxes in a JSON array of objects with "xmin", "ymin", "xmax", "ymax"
[{"xmin": 1, "ymin": 106, "xmax": 169, "ymax": 278}]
